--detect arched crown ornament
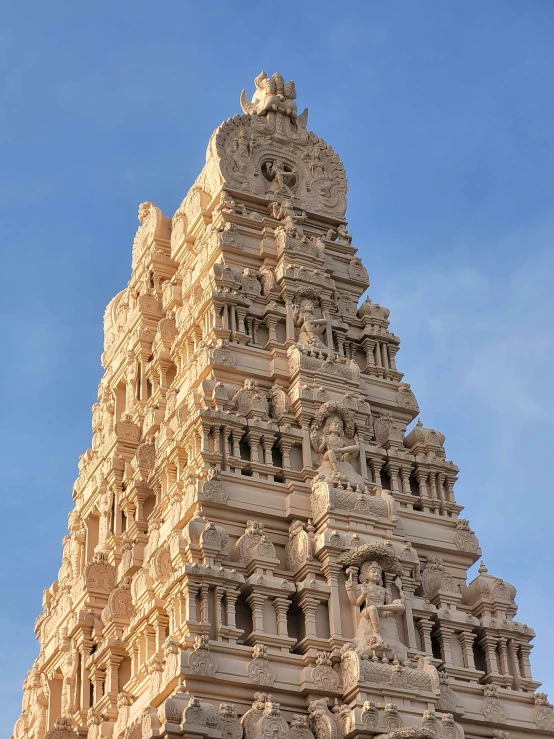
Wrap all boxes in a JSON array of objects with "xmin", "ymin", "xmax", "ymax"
[{"xmin": 189, "ymin": 72, "xmax": 347, "ymax": 220}]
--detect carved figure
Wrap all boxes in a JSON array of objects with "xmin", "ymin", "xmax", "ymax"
[
  {"xmin": 346, "ymin": 561, "xmax": 405, "ymax": 656},
  {"xmin": 240, "ymin": 71, "xmax": 299, "ymax": 120},
  {"xmin": 272, "ymin": 199, "xmax": 307, "ymax": 237},
  {"xmin": 294, "ymin": 296, "xmax": 329, "ymax": 351},
  {"xmin": 61, "ymin": 647, "xmax": 79, "ymax": 714},
  {"xmin": 311, "ymin": 416, "xmax": 359, "ymax": 480},
  {"xmin": 96, "ymin": 484, "xmax": 113, "ymax": 552},
  {"xmin": 310, "ymin": 403, "xmax": 361, "ymax": 483}
]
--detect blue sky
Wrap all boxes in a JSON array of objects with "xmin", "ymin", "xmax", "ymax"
[{"xmin": 1, "ymin": 1, "xmax": 553, "ymax": 733}]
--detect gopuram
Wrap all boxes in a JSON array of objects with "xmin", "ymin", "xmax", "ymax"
[{"xmin": 12, "ymin": 72, "xmax": 552, "ymax": 739}]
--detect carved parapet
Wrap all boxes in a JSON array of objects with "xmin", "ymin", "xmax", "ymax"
[
  {"xmin": 287, "ymin": 346, "xmax": 360, "ymax": 383},
  {"xmin": 340, "ymin": 647, "xmax": 438, "ymax": 697},
  {"xmin": 310, "ymin": 476, "xmax": 394, "ymax": 523}
]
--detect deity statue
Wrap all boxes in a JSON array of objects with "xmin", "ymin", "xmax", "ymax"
[
  {"xmin": 61, "ymin": 646, "xmax": 79, "ymax": 714},
  {"xmin": 310, "ymin": 415, "xmax": 359, "ymax": 480},
  {"xmin": 272, "ymin": 199, "xmax": 307, "ymax": 237},
  {"xmin": 68, "ymin": 510, "xmax": 86, "ymax": 582},
  {"xmin": 344, "ymin": 554, "xmax": 407, "ymax": 661},
  {"xmin": 96, "ymin": 484, "xmax": 113, "ymax": 553},
  {"xmin": 294, "ymin": 297, "xmax": 329, "ymax": 351}
]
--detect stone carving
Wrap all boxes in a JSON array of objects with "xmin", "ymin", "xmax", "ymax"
[
  {"xmin": 241, "ymin": 693, "xmax": 271, "ymax": 739},
  {"xmin": 189, "ymin": 634, "xmax": 218, "ymax": 677},
  {"xmin": 482, "ymin": 685, "xmax": 507, "ymax": 724},
  {"xmin": 308, "ymin": 698, "xmax": 344, "ymax": 739},
  {"xmin": 247, "ymin": 644, "xmax": 276, "ymax": 686},
  {"xmin": 312, "ymin": 651, "xmax": 340, "ymax": 691},
  {"xmin": 453, "ymin": 519, "xmax": 480, "ymax": 553},
  {"xmin": 310, "ymin": 477, "xmax": 396, "ymax": 522},
  {"xmin": 436, "ymin": 672, "xmax": 458, "ymax": 713},
  {"xmin": 83, "ymin": 552, "xmax": 115, "ymax": 591},
  {"xmin": 232, "ymin": 379, "xmax": 269, "ymax": 418},
  {"xmin": 61, "ymin": 646, "xmax": 79, "ymax": 714},
  {"xmin": 344, "ymin": 557, "xmax": 407, "ymax": 661},
  {"xmin": 241, "ymin": 72, "xmax": 301, "ymax": 120},
  {"xmin": 285, "ymin": 520, "xmax": 314, "ymax": 572},
  {"xmin": 396, "ymin": 383, "xmax": 419, "ymax": 411},
  {"xmin": 293, "ymin": 292, "xmax": 330, "ymax": 353},
  {"xmin": 44, "ymin": 718, "xmax": 77, "ymax": 739},
  {"xmin": 14, "ymin": 72, "xmax": 545, "ymax": 739},
  {"xmin": 150, "ymin": 543, "xmax": 173, "ymax": 583},
  {"xmin": 101, "ymin": 577, "xmax": 135, "ymax": 625},
  {"xmin": 273, "ymin": 200, "xmax": 307, "ymax": 236},
  {"xmin": 236, "ymin": 521, "xmax": 276, "ymax": 563},
  {"xmin": 421, "ymin": 557, "xmax": 458, "ymax": 599},
  {"xmin": 200, "ymin": 467, "xmax": 227, "ymax": 504},
  {"xmin": 534, "ymin": 693, "xmax": 554, "ymax": 730},
  {"xmin": 310, "ymin": 402, "xmax": 362, "ymax": 484},
  {"xmin": 349, "ymin": 257, "xmax": 369, "ymax": 284},
  {"xmin": 361, "ymin": 701, "xmax": 379, "ymax": 730}
]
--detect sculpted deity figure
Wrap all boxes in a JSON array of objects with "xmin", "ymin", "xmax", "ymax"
[
  {"xmin": 294, "ymin": 297, "xmax": 329, "ymax": 351},
  {"xmin": 311, "ymin": 416, "xmax": 359, "ymax": 478},
  {"xmin": 272, "ymin": 199, "xmax": 307, "ymax": 237},
  {"xmin": 61, "ymin": 646, "xmax": 79, "ymax": 714},
  {"xmin": 68, "ymin": 510, "xmax": 86, "ymax": 582},
  {"xmin": 96, "ymin": 485, "xmax": 113, "ymax": 552},
  {"xmin": 346, "ymin": 560, "xmax": 406, "ymax": 659}
]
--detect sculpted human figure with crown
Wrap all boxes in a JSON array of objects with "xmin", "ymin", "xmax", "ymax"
[
  {"xmin": 340, "ymin": 543, "xmax": 407, "ymax": 661},
  {"xmin": 310, "ymin": 401, "xmax": 362, "ymax": 484}
]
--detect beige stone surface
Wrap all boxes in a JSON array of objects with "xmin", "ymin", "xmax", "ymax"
[{"xmin": 12, "ymin": 72, "xmax": 551, "ymax": 739}]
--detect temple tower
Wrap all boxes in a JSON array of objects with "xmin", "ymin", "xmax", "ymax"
[{"xmin": 12, "ymin": 72, "xmax": 552, "ymax": 739}]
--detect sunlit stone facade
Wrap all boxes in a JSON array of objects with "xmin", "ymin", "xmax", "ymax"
[{"xmin": 12, "ymin": 72, "xmax": 552, "ymax": 739}]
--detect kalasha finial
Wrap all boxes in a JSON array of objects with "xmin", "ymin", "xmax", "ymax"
[{"xmin": 240, "ymin": 71, "xmax": 306, "ymax": 125}]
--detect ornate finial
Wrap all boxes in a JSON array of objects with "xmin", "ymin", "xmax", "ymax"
[
  {"xmin": 240, "ymin": 71, "xmax": 302, "ymax": 122},
  {"xmin": 478, "ymin": 561, "xmax": 488, "ymax": 574}
]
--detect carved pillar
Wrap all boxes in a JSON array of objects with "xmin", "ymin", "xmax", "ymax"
[
  {"xmin": 273, "ymin": 597, "xmax": 291, "ymax": 638},
  {"xmin": 417, "ymin": 619, "xmax": 434, "ymax": 656},
  {"xmin": 225, "ymin": 589, "xmax": 238, "ymax": 630},
  {"xmin": 368, "ymin": 458, "xmax": 382, "ymax": 486},
  {"xmin": 458, "ymin": 630, "xmax": 476, "ymax": 670},
  {"xmin": 437, "ymin": 625, "xmax": 453, "ymax": 666},
  {"xmin": 385, "ymin": 460, "xmax": 401, "ymax": 494},
  {"xmin": 301, "ymin": 424, "xmax": 313, "ymax": 469},
  {"xmin": 277, "ymin": 437, "xmax": 292, "ymax": 470},
  {"xmin": 507, "ymin": 638, "xmax": 522, "ymax": 689},
  {"xmin": 105, "ymin": 655, "xmax": 122, "ymax": 700},
  {"xmin": 247, "ymin": 593, "xmax": 266, "ymax": 633},
  {"xmin": 479, "ymin": 634, "xmax": 500, "ymax": 676},
  {"xmin": 200, "ymin": 584, "xmax": 210, "ymax": 625},
  {"xmin": 78, "ymin": 640, "xmax": 93, "ymax": 713},
  {"xmin": 184, "ymin": 582, "xmax": 199, "ymax": 624},
  {"xmin": 321, "ymin": 559, "xmax": 343, "ymax": 641},
  {"xmin": 497, "ymin": 637, "xmax": 510, "ymax": 676},
  {"xmin": 285, "ymin": 298, "xmax": 295, "ymax": 344},
  {"xmin": 518, "ymin": 643, "xmax": 533, "ymax": 679},
  {"xmin": 361, "ymin": 338, "xmax": 376, "ymax": 372},
  {"xmin": 215, "ymin": 586, "xmax": 224, "ymax": 637},
  {"xmin": 297, "ymin": 592, "xmax": 319, "ymax": 640},
  {"xmin": 401, "ymin": 585, "xmax": 418, "ymax": 649}
]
